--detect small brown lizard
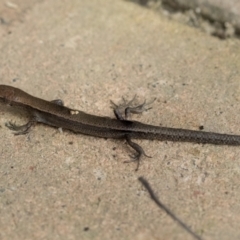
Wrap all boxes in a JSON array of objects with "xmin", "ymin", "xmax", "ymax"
[{"xmin": 1, "ymin": 84, "xmax": 240, "ymax": 170}]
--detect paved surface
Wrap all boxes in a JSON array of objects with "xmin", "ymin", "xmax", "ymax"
[{"xmin": 0, "ymin": 0, "xmax": 240, "ymax": 239}]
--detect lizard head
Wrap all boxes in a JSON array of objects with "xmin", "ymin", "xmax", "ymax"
[{"xmin": 0, "ymin": 85, "xmax": 16, "ymax": 105}]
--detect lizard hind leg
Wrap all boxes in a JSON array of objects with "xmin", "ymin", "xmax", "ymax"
[
  {"xmin": 111, "ymin": 95, "xmax": 156, "ymax": 120},
  {"xmin": 124, "ymin": 135, "xmax": 152, "ymax": 171}
]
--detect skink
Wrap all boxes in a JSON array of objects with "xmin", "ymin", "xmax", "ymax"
[{"xmin": 1, "ymin": 85, "xmax": 240, "ymax": 169}]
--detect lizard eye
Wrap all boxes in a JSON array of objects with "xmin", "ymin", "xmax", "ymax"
[
  {"xmin": 2, "ymin": 98, "xmax": 11, "ymax": 105},
  {"xmin": 1, "ymin": 97, "xmax": 7, "ymax": 103}
]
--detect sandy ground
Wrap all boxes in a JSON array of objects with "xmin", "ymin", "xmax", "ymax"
[{"xmin": 1, "ymin": 0, "xmax": 240, "ymax": 239}]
